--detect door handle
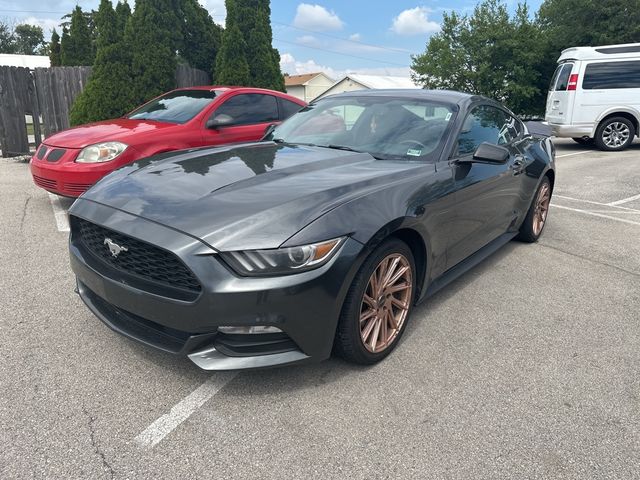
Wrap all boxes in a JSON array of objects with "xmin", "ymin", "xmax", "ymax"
[{"xmin": 511, "ymin": 156, "xmax": 526, "ymax": 175}]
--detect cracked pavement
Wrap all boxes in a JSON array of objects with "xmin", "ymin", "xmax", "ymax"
[{"xmin": 1, "ymin": 139, "xmax": 639, "ymax": 479}]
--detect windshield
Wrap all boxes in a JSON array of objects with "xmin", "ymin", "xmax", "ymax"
[
  {"xmin": 267, "ymin": 96, "xmax": 456, "ymax": 160},
  {"xmin": 127, "ymin": 89, "xmax": 220, "ymax": 124}
]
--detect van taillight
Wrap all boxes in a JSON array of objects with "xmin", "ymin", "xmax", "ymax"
[{"xmin": 567, "ymin": 74, "xmax": 579, "ymax": 91}]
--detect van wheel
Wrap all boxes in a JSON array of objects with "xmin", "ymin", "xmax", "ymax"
[
  {"xmin": 595, "ymin": 117, "xmax": 635, "ymax": 151},
  {"xmin": 572, "ymin": 137, "xmax": 593, "ymax": 146}
]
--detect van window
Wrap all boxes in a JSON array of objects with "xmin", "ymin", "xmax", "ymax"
[
  {"xmin": 583, "ymin": 61, "xmax": 640, "ymax": 89},
  {"xmin": 550, "ymin": 63, "xmax": 573, "ymax": 91}
]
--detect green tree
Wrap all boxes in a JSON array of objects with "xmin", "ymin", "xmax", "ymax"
[
  {"xmin": 538, "ymin": 0, "xmax": 640, "ymax": 49},
  {"xmin": 214, "ymin": 22, "xmax": 250, "ymax": 85},
  {"xmin": 0, "ymin": 20, "xmax": 16, "ymax": 53},
  {"xmin": 246, "ymin": 5, "xmax": 284, "ymax": 90},
  {"xmin": 126, "ymin": 0, "xmax": 183, "ymax": 104},
  {"xmin": 12, "ymin": 24, "xmax": 46, "ymax": 55},
  {"xmin": 181, "ymin": 0, "xmax": 223, "ymax": 71},
  {"xmin": 215, "ymin": 0, "xmax": 284, "ymax": 89},
  {"xmin": 70, "ymin": 0, "xmax": 135, "ymax": 125},
  {"xmin": 411, "ymin": 0, "xmax": 544, "ymax": 116},
  {"xmin": 61, "ymin": 6, "xmax": 94, "ymax": 65},
  {"xmin": 115, "ymin": 1, "xmax": 131, "ymax": 35},
  {"xmin": 94, "ymin": 0, "xmax": 119, "ymax": 48},
  {"xmin": 49, "ymin": 29, "xmax": 61, "ymax": 66}
]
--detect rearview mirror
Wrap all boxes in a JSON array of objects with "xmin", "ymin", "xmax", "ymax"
[
  {"xmin": 206, "ymin": 114, "xmax": 234, "ymax": 129},
  {"xmin": 472, "ymin": 142, "xmax": 509, "ymax": 164}
]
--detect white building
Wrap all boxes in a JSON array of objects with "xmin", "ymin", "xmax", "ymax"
[
  {"xmin": 0, "ymin": 54, "xmax": 50, "ymax": 69},
  {"xmin": 315, "ymin": 74, "xmax": 420, "ymax": 100},
  {"xmin": 284, "ymin": 72, "xmax": 334, "ymax": 102}
]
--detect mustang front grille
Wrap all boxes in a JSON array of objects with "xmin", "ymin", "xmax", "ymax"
[{"xmin": 72, "ymin": 216, "xmax": 202, "ymax": 296}]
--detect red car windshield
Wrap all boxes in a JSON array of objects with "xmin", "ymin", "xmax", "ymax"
[{"xmin": 127, "ymin": 89, "xmax": 220, "ymax": 124}]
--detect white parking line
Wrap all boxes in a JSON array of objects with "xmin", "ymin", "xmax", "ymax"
[
  {"xmin": 552, "ymin": 204, "xmax": 640, "ymax": 226},
  {"xmin": 556, "ymin": 150, "xmax": 590, "ymax": 158},
  {"xmin": 48, "ymin": 193, "xmax": 70, "ymax": 232},
  {"xmin": 607, "ymin": 193, "xmax": 640, "ymax": 206},
  {"xmin": 135, "ymin": 372, "xmax": 238, "ymax": 449},
  {"xmin": 554, "ymin": 195, "xmax": 640, "ymax": 212}
]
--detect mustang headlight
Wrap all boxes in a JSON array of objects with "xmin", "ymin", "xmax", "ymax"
[
  {"xmin": 75, "ymin": 142, "xmax": 128, "ymax": 163},
  {"xmin": 221, "ymin": 237, "xmax": 345, "ymax": 276}
]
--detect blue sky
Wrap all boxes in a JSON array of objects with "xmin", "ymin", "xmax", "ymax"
[{"xmin": 0, "ymin": 0, "xmax": 544, "ymax": 79}]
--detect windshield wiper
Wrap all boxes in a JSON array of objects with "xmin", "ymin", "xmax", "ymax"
[{"xmin": 322, "ymin": 144, "xmax": 363, "ymax": 153}]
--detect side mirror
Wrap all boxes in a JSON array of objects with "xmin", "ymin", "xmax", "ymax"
[
  {"xmin": 206, "ymin": 114, "xmax": 234, "ymax": 129},
  {"xmin": 472, "ymin": 142, "xmax": 510, "ymax": 164},
  {"xmin": 262, "ymin": 123, "xmax": 277, "ymax": 140}
]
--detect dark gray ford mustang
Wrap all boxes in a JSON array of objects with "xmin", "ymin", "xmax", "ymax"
[{"xmin": 69, "ymin": 90, "xmax": 555, "ymax": 370}]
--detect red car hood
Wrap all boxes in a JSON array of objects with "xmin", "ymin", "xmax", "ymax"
[{"xmin": 43, "ymin": 119, "xmax": 180, "ymax": 149}]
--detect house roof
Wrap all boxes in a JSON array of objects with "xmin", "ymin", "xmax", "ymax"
[
  {"xmin": 0, "ymin": 54, "xmax": 50, "ymax": 69},
  {"xmin": 343, "ymin": 74, "xmax": 419, "ymax": 89},
  {"xmin": 284, "ymin": 72, "xmax": 331, "ymax": 86}
]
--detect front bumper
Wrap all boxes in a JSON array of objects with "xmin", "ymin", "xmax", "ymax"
[
  {"xmin": 29, "ymin": 144, "xmax": 138, "ymax": 197},
  {"xmin": 69, "ymin": 198, "xmax": 365, "ymax": 370}
]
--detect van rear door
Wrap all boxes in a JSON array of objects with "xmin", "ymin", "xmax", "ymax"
[{"xmin": 545, "ymin": 62, "xmax": 576, "ymax": 124}]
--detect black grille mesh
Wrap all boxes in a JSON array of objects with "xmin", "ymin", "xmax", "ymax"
[
  {"xmin": 47, "ymin": 148, "xmax": 66, "ymax": 162},
  {"xmin": 74, "ymin": 217, "xmax": 201, "ymax": 294}
]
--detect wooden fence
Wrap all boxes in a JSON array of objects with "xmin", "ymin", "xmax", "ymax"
[{"xmin": 0, "ymin": 65, "xmax": 211, "ymax": 157}]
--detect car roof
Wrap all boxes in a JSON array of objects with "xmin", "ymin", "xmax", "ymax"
[
  {"xmin": 319, "ymin": 88, "xmax": 495, "ymax": 107},
  {"xmin": 169, "ymin": 85, "xmax": 306, "ymax": 104}
]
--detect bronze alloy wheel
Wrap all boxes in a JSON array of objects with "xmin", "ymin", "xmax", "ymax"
[
  {"xmin": 359, "ymin": 253, "xmax": 413, "ymax": 353},
  {"xmin": 533, "ymin": 182, "xmax": 551, "ymax": 236}
]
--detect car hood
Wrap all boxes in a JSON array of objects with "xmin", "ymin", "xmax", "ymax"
[
  {"xmin": 81, "ymin": 142, "xmax": 429, "ymax": 251},
  {"xmin": 44, "ymin": 119, "xmax": 180, "ymax": 149}
]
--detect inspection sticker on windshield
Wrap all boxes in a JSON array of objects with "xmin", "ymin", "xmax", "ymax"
[
  {"xmin": 445, "ymin": 112, "xmax": 452, "ymax": 121},
  {"xmin": 407, "ymin": 148, "xmax": 422, "ymax": 157}
]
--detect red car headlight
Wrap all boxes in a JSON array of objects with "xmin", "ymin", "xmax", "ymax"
[{"xmin": 75, "ymin": 142, "xmax": 128, "ymax": 163}]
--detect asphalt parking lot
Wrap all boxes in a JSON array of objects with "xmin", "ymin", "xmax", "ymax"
[{"xmin": 1, "ymin": 138, "xmax": 639, "ymax": 479}]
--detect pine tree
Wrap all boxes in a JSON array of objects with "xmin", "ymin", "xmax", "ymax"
[
  {"xmin": 214, "ymin": 22, "xmax": 250, "ymax": 85},
  {"xmin": 126, "ymin": 0, "xmax": 183, "ymax": 104},
  {"xmin": 69, "ymin": 0, "xmax": 135, "ymax": 125},
  {"xmin": 246, "ymin": 6, "xmax": 284, "ymax": 90},
  {"xmin": 60, "ymin": 6, "xmax": 94, "ymax": 66},
  {"xmin": 60, "ymin": 26, "xmax": 70, "ymax": 62},
  {"xmin": 216, "ymin": 0, "xmax": 284, "ymax": 90},
  {"xmin": 115, "ymin": 1, "xmax": 131, "ymax": 35},
  {"xmin": 49, "ymin": 29, "xmax": 61, "ymax": 66},
  {"xmin": 181, "ymin": 0, "xmax": 223, "ymax": 72},
  {"xmin": 95, "ymin": 0, "xmax": 118, "ymax": 49}
]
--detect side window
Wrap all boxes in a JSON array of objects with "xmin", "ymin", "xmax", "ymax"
[
  {"xmin": 278, "ymin": 98, "xmax": 303, "ymax": 120},
  {"xmin": 212, "ymin": 94, "xmax": 279, "ymax": 126},
  {"xmin": 553, "ymin": 63, "xmax": 574, "ymax": 91},
  {"xmin": 456, "ymin": 105, "xmax": 510, "ymax": 155},
  {"xmin": 583, "ymin": 61, "xmax": 640, "ymax": 89}
]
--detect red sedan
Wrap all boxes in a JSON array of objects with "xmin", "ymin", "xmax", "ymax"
[{"xmin": 30, "ymin": 86, "xmax": 306, "ymax": 197}]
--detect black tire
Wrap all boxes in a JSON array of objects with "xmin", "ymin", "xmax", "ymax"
[
  {"xmin": 594, "ymin": 117, "xmax": 635, "ymax": 151},
  {"xmin": 517, "ymin": 176, "xmax": 552, "ymax": 243},
  {"xmin": 571, "ymin": 137, "xmax": 593, "ymax": 146},
  {"xmin": 333, "ymin": 238, "xmax": 416, "ymax": 365}
]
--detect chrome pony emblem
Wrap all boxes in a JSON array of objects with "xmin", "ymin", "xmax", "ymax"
[{"xmin": 104, "ymin": 238, "xmax": 128, "ymax": 258}]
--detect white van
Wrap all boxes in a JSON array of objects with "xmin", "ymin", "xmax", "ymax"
[{"xmin": 545, "ymin": 42, "xmax": 640, "ymax": 151}]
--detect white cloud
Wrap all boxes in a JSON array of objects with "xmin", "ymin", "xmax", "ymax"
[
  {"xmin": 391, "ymin": 7, "xmax": 440, "ymax": 36},
  {"xmin": 280, "ymin": 52, "xmax": 411, "ymax": 80},
  {"xmin": 296, "ymin": 35, "xmax": 320, "ymax": 47},
  {"xmin": 349, "ymin": 33, "xmax": 361, "ymax": 41},
  {"xmin": 293, "ymin": 3, "xmax": 344, "ymax": 31},
  {"xmin": 202, "ymin": 0, "xmax": 227, "ymax": 26}
]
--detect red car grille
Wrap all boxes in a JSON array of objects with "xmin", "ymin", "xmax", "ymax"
[
  {"xmin": 63, "ymin": 182, "xmax": 92, "ymax": 195},
  {"xmin": 33, "ymin": 175, "xmax": 57, "ymax": 190}
]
